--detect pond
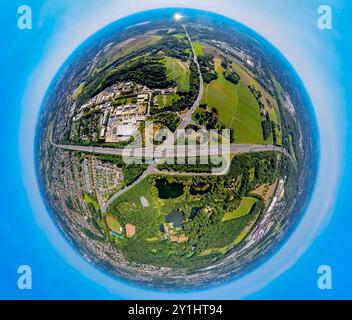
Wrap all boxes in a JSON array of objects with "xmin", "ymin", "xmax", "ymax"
[
  {"xmin": 155, "ymin": 178, "xmax": 184, "ymax": 199},
  {"xmin": 190, "ymin": 207, "xmax": 200, "ymax": 219},
  {"xmin": 165, "ymin": 210, "xmax": 184, "ymax": 228}
]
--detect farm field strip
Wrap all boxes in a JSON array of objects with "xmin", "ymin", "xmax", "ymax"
[{"xmin": 200, "ymin": 59, "xmax": 266, "ymax": 144}]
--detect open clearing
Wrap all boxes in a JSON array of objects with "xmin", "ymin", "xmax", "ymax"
[
  {"xmin": 156, "ymin": 94, "xmax": 181, "ymax": 108},
  {"xmin": 106, "ymin": 214, "xmax": 121, "ymax": 233},
  {"xmin": 193, "ymin": 42, "xmax": 203, "ymax": 57},
  {"xmin": 221, "ymin": 197, "xmax": 257, "ymax": 222},
  {"xmin": 164, "ymin": 56, "xmax": 190, "ymax": 92},
  {"xmin": 250, "ymin": 181, "xmax": 277, "ymax": 204},
  {"xmin": 108, "ymin": 35, "xmax": 162, "ymax": 62},
  {"xmin": 173, "ymin": 33, "xmax": 186, "ymax": 39}
]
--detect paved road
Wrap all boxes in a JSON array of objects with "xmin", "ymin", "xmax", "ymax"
[
  {"xmin": 52, "ymin": 140, "xmax": 291, "ymax": 212},
  {"xmin": 54, "ymin": 26, "xmax": 292, "ymax": 211},
  {"xmin": 179, "ymin": 25, "xmax": 204, "ymax": 129},
  {"xmin": 54, "ymin": 141, "xmax": 294, "ymax": 215},
  {"xmin": 51, "ymin": 141, "xmax": 289, "ymax": 159}
]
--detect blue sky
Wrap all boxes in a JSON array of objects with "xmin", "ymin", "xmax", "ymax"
[{"xmin": 0, "ymin": 0, "xmax": 351, "ymax": 299}]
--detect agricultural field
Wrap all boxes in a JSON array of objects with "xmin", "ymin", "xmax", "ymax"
[
  {"xmin": 232, "ymin": 62, "xmax": 282, "ymax": 145},
  {"xmin": 198, "ymin": 59, "xmax": 266, "ymax": 144},
  {"xmin": 108, "ymin": 35, "xmax": 162, "ymax": 63}
]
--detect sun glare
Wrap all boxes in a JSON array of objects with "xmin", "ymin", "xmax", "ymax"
[{"xmin": 174, "ymin": 13, "xmax": 183, "ymax": 21}]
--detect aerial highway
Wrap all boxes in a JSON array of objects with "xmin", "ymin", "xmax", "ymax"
[
  {"xmin": 51, "ymin": 140, "xmax": 290, "ymax": 159},
  {"xmin": 51, "ymin": 140, "xmax": 291, "ymax": 212}
]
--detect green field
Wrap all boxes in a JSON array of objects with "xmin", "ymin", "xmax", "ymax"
[
  {"xmin": 109, "ymin": 35, "xmax": 162, "ymax": 62},
  {"xmin": 106, "ymin": 214, "xmax": 121, "ymax": 233},
  {"xmin": 73, "ymin": 83, "xmax": 84, "ymax": 101},
  {"xmin": 199, "ymin": 59, "xmax": 266, "ymax": 144},
  {"xmin": 84, "ymin": 193, "xmax": 100, "ymax": 211},
  {"xmin": 249, "ymin": 168, "xmax": 255, "ymax": 182},
  {"xmin": 231, "ymin": 62, "xmax": 281, "ymax": 145},
  {"xmin": 173, "ymin": 33, "xmax": 186, "ymax": 39},
  {"xmin": 193, "ymin": 42, "xmax": 203, "ymax": 57},
  {"xmin": 221, "ymin": 197, "xmax": 257, "ymax": 222},
  {"xmin": 164, "ymin": 56, "xmax": 190, "ymax": 92},
  {"xmin": 156, "ymin": 94, "xmax": 181, "ymax": 108},
  {"xmin": 112, "ymin": 96, "xmax": 137, "ymax": 106}
]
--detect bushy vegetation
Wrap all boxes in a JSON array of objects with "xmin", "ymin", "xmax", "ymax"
[
  {"xmin": 198, "ymin": 54, "xmax": 218, "ymax": 84},
  {"xmin": 150, "ymin": 113, "xmax": 181, "ymax": 132},
  {"xmin": 223, "ymin": 70, "xmax": 240, "ymax": 85},
  {"xmin": 101, "ymin": 152, "xmax": 281, "ymax": 269}
]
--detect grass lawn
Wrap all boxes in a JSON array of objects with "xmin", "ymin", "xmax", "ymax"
[
  {"xmin": 164, "ymin": 56, "xmax": 190, "ymax": 92},
  {"xmin": 166, "ymin": 94, "xmax": 180, "ymax": 106},
  {"xmin": 156, "ymin": 95, "xmax": 164, "ymax": 108},
  {"xmin": 249, "ymin": 168, "xmax": 255, "ymax": 182},
  {"xmin": 112, "ymin": 96, "xmax": 137, "ymax": 106},
  {"xmin": 73, "ymin": 83, "xmax": 84, "ymax": 100},
  {"xmin": 156, "ymin": 94, "xmax": 181, "ymax": 108},
  {"xmin": 84, "ymin": 193, "xmax": 100, "ymax": 211},
  {"xmin": 193, "ymin": 42, "xmax": 203, "ymax": 57},
  {"xmin": 173, "ymin": 33, "xmax": 186, "ymax": 39},
  {"xmin": 146, "ymin": 236, "xmax": 159, "ymax": 242},
  {"xmin": 221, "ymin": 197, "xmax": 257, "ymax": 222},
  {"xmin": 106, "ymin": 214, "xmax": 121, "ymax": 233},
  {"xmin": 200, "ymin": 59, "xmax": 266, "ymax": 144}
]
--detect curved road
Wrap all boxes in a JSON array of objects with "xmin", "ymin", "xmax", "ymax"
[
  {"xmin": 53, "ymin": 26, "xmax": 293, "ymax": 212},
  {"xmin": 52, "ymin": 140, "xmax": 291, "ymax": 213},
  {"xmin": 179, "ymin": 25, "xmax": 204, "ymax": 129},
  {"xmin": 101, "ymin": 162, "xmax": 156, "ymax": 212}
]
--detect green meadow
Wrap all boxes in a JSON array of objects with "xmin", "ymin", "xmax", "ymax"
[
  {"xmin": 164, "ymin": 56, "xmax": 190, "ymax": 92},
  {"xmin": 200, "ymin": 59, "xmax": 266, "ymax": 144},
  {"xmin": 193, "ymin": 42, "xmax": 203, "ymax": 57},
  {"xmin": 221, "ymin": 197, "xmax": 257, "ymax": 222}
]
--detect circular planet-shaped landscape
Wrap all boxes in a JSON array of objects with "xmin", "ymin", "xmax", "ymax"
[{"xmin": 36, "ymin": 8, "xmax": 318, "ymax": 288}]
